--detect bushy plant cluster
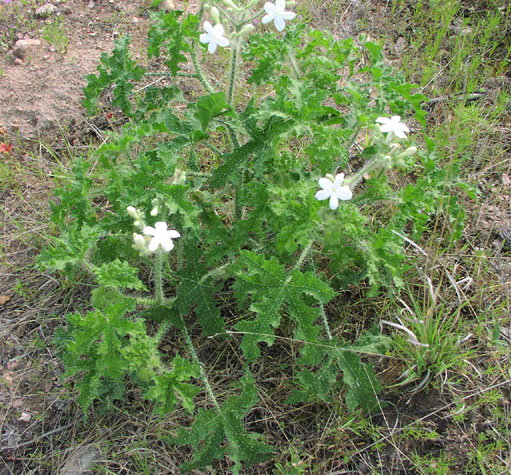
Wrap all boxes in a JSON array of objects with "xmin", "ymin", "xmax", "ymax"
[{"xmin": 38, "ymin": 0, "xmax": 466, "ymax": 471}]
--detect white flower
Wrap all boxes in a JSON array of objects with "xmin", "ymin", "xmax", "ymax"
[
  {"xmin": 199, "ymin": 21, "xmax": 230, "ymax": 54},
  {"xmin": 262, "ymin": 0, "xmax": 296, "ymax": 32},
  {"xmin": 132, "ymin": 233, "xmax": 152, "ymax": 256},
  {"xmin": 376, "ymin": 115, "xmax": 410, "ymax": 139},
  {"xmin": 315, "ymin": 173, "xmax": 353, "ymax": 210},
  {"xmin": 143, "ymin": 222, "xmax": 181, "ymax": 253}
]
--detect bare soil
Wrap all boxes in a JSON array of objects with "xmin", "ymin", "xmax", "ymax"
[{"xmin": 0, "ymin": 0, "xmax": 153, "ymax": 140}]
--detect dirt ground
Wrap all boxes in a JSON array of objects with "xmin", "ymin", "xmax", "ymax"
[{"xmin": 0, "ymin": 0, "xmax": 155, "ymax": 140}]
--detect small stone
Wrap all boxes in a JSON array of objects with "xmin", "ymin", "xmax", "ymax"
[
  {"xmin": 12, "ymin": 39, "xmax": 41, "ymax": 59},
  {"xmin": 35, "ymin": 4, "xmax": 58, "ymax": 18},
  {"xmin": 19, "ymin": 412, "xmax": 31, "ymax": 422},
  {"xmin": 88, "ymin": 1, "xmax": 95, "ymax": 8},
  {"xmin": 160, "ymin": 0, "xmax": 175, "ymax": 10}
]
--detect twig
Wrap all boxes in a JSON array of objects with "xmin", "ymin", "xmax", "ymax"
[{"xmin": 1, "ymin": 423, "xmax": 74, "ymax": 451}]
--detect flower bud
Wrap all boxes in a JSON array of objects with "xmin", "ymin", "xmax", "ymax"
[
  {"xmin": 238, "ymin": 23, "xmax": 255, "ymax": 37},
  {"xmin": 210, "ymin": 6, "xmax": 220, "ymax": 23},
  {"xmin": 173, "ymin": 168, "xmax": 187, "ymax": 184},
  {"xmin": 286, "ymin": 1, "xmax": 296, "ymax": 7},
  {"xmin": 220, "ymin": 0, "xmax": 239, "ymax": 12},
  {"xmin": 127, "ymin": 206, "xmax": 138, "ymax": 219},
  {"xmin": 381, "ymin": 155, "xmax": 392, "ymax": 168},
  {"xmin": 150, "ymin": 198, "xmax": 160, "ymax": 217},
  {"xmin": 401, "ymin": 146, "xmax": 417, "ymax": 158},
  {"xmin": 132, "ymin": 233, "xmax": 151, "ymax": 255},
  {"xmin": 246, "ymin": 0, "xmax": 259, "ymax": 8}
]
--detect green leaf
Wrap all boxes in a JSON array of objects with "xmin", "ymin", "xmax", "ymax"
[
  {"xmin": 335, "ymin": 351, "xmax": 383, "ymax": 412},
  {"xmin": 147, "ymin": 10, "xmax": 198, "ymax": 75},
  {"xmin": 210, "ymin": 139, "xmax": 266, "ymax": 189},
  {"xmin": 93, "ymin": 259, "xmax": 147, "ymax": 290},
  {"xmin": 175, "ymin": 238, "xmax": 225, "ymax": 336},
  {"xmin": 140, "ymin": 304, "xmax": 184, "ymax": 328},
  {"xmin": 57, "ymin": 291, "xmax": 140, "ymax": 413},
  {"xmin": 234, "ymin": 251, "xmax": 335, "ymax": 362},
  {"xmin": 37, "ymin": 224, "xmax": 101, "ymax": 274},
  {"xmin": 194, "ymin": 92, "xmax": 234, "ymax": 131},
  {"xmin": 173, "ymin": 371, "xmax": 272, "ymax": 473},
  {"xmin": 83, "ymin": 35, "xmax": 145, "ymax": 116},
  {"xmin": 145, "ymin": 355, "xmax": 200, "ymax": 415}
]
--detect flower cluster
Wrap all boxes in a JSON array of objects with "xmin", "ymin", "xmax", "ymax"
[
  {"xmin": 376, "ymin": 115, "xmax": 409, "ymax": 139},
  {"xmin": 315, "ymin": 116, "xmax": 412, "ymax": 210},
  {"xmin": 262, "ymin": 0, "xmax": 296, "ymax": 32},
  {"xmin": 127, "ymin": 206, "xmax": 180, "ymax": 254},
  {"xmin": 315, "ymin": 173, "xmax": 353, "ymax": 210},
  {"xmin": 143, "ymin": 222, "xmax": 180, "ymax": 253},
  {"xmin": 199, "ymin": 21, "xmax": 230, "ymax": 54},
  {"xmin": 199, "ymin": 1, "xmax": 297, "ymax": 54}
]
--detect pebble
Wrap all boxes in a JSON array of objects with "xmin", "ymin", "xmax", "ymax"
[{"xmin": 12, "ymin": 38, "xmax": 42, "ymax": 59}]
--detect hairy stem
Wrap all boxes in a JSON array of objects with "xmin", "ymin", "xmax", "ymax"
[
  {"xmin": 191, "ymin": 46, "xmax": 214, "ymax": 94},
  {"xmin": 227, "ymin": 40, "xmax": 240, "ymax": 105},
  {"xmin": 182, "ymin": 326, "xmax": 222, "ymax": 412},
  {"xmin": 288, "ymin": 50, "xmax": 301, "ymax": 78},
  {"xmin": 155, "ymin": 251, "xmax": 165, "ymax": 304},
  {"xmin": 309, "ymin": 255, "xmax": 333, "ymax": 340}
]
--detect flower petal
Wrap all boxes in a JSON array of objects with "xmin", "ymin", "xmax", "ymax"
[
  {"xmin": 161, "ymin": 238, "xmax": 174, "ymax": 252},
  {"xmin": 199, "ymin": 33, "xmax": 210, "ymax": 44},
  {"xmin": 275, "ymin": 0, "xmax": 286, "ymax": 10},
  {"xmin": 148, "ymin": 237, "xmax": 160, "ymax": 252},
  {"xmin": 274, "ymin": 16, "xmax": 286, "ymax": 31},
  {"xmin": 315, "ymin": 190, "xmax": 331, "ymax": 201},
  {"xmin": 143, "ymin": 226, "xmax": 156, "ymax": 236},
  {"xmin": 208, "ymin": 41, "xmax": 217, "ymax": 54},
  {"xmin": 261, "ymin": 13, "xmax": 274, "ymax": 24},
  {"xmin": 329, "ymin": 194, "xmax": 339, "ymax": 210},
  {"xmin": 281, "ymin": 11, "xmax": 296, "ymax": 20},
  {"xmin": 213, "ymin": 23, "xmax": 225, "ymax": 36},
  {"xmin": 375, "ymin": 117, "xmax": 390, "ymax": 125},
  {"xmin": 167, "ymin": 230, "xmax": 181, "ymax": 239},
  {"xmin": 337, "ymin": 186, "xmax": 353, "ymax": 201},
  {"xmin": 318, "ymin": 177, "xmax": 333, "ymax": 190},
  {"xmin": 264, "ymin": 2, "xmax": 276, "ymax": 14},
  {"xmin": 203, "ymin": 21, "xmax": 213, "ymax": 34},
  {"xmin": 333, "ymin": 173, "xmax": 345, "ymax": 187},
  {"xmin": 217, "ymin": 36, "xmax": 230, "ymax": 48}
]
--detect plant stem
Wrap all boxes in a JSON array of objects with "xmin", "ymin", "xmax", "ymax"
[
  {"xmin": 191, "ymin": 45, "xmax": 214, "ymax": 94},
  {"xmin": 289, "ymin": 240, "xmax": 313, "ymax": 278},
  {"xmin": 144, "ymin": 72, "xmax": 198, "ymax": 78},
  {"xmin": 155, "ymin": 251, "xmax": 165, "ymax": 304},
  {"xmin": 309, "ymin": 255, "xmax": 333, "ymax": 341},
  {"xmin": 288, "ymin": 241, "xmax": 333, "ymax": 340},
  {"xmin": 182, "ymin": 326, "xmax": 222, "ymax": 412},
  {"xmin": 345, "ymin": 157, "xmax": 383, "ymax": 189},
  {"xmin": 227, "ymin": 40, "xmax": 240, "ymax": 104},
  {"xmin": 288, "ymin": 50, "xmax": 301, "ymax": 78}
]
